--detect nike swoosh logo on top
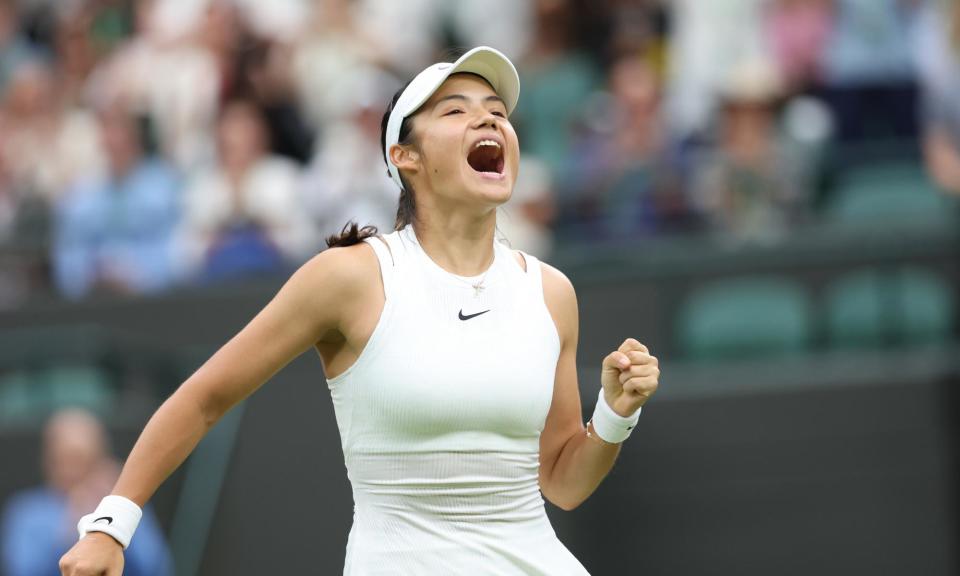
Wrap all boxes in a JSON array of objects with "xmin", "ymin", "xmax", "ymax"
[
  {"xmin": 459, "ymin": 309, "xmax": 490, "ymax": 321},
  {"xmin": 93, "ymin": 516, "xmax": 113, "ymax": 525}
]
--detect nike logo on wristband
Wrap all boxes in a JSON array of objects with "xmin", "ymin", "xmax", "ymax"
[
  {"xmin": 93, "ymin": 516, "xmax": 113, "ymax": 525},
  {"xmin": 459, "ymin": 309, "xmax": 490, "ymax": 321}
]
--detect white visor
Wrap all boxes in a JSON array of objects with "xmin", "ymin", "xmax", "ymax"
[{"xmin": 384, "ymin": 46, "xmax": 520, "ymax": 191}]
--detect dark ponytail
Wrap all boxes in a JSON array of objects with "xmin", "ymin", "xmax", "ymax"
[
  {"xmin": 324, "ymin": 221, "xmax": 379, "ymax": 249},
  {"xmin": 325, "ymin": 80, "xmax": 416, "ymax": 248}
]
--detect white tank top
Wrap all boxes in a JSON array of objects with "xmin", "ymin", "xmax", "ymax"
[{"xmin": 326, "ymin": 224, "xmax": 591, "ymax": 575}]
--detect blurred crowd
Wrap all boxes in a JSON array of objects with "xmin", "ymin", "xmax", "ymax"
[{"xmin": 0, "ymin": 0, "xmax": 958, "ymax": 305}]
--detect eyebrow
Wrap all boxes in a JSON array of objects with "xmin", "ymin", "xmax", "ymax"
[{"xmin": 434, "ymin": 94, "xmax": 506, "ymax": 107}]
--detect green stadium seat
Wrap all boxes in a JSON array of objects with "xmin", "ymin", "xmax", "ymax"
[
  {"xmin": 676, "ymin": 277, "xmax": 813, "ymax": 360},
  {"xmin": 826, "ymin": 162, "xmax": 953, "ymax": 224},
  {"xmin": 0, "ymin": 372, "xmax": 33, "ymax": 423},
  {"xmin": 0, "ymin": 365, "xmax": 113, "ymax": 423},
  {"xmin": 900, "ymin": 268, "xmax": 955, "ymax": 342},
  {"xmin": 825, "ymin": 270, "xmax": 885, "ymax": 347},
  {"xmin": 826, "ymin": 267, "xmax": 955, "ymax": 348},
  {"xmin": 45, "ymin": 366, "xmax": 114, "ymax": 415}
]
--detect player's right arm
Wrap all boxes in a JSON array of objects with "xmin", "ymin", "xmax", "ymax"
[{"xmin": 60, "ymin": 243, "xmax": 374, "ymax": 576}]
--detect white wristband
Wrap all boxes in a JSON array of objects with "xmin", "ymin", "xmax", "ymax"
[
  {"xmin": 590, "ymin": 387, "xmax": 641, "ymax": 444},
  {"xmin": 77, "ymin": 495, "xmax": 143, "ymax": 549}
]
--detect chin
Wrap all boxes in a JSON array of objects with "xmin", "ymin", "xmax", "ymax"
[
  {"xmin": 485, "ymin": 187, "xmax": 513, "ymax": 206},
  {"xmin": 464, "ymin": 169, "xmax": 514, "ymax": 205}
]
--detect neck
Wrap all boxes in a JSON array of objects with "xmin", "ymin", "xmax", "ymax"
[{"xmin": 412, "ymin": 203, "xmax": 497, "ymax": 277}]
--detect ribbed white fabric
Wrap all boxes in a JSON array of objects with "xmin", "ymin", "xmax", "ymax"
[{"xmin": 326, "ymin": 224, "xmax": 590, "ymax": 575}]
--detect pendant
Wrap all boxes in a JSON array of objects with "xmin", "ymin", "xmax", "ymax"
[{"xmin": 472, "ymin": 282, "xmax": 485, "ymax": 298}]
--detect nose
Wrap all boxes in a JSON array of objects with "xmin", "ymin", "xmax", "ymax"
[{"xmin": 472, "ymin": 109, "xmax": 499, "ymax": 130}]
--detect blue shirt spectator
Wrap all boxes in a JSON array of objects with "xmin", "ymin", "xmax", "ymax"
[
  {"xmin": 52, "ymin": 105, "xmax": 181, "ymax": 299},
  {"xmin": 816, "ymin": 0, "xmax": 922, "ymax": 142}
]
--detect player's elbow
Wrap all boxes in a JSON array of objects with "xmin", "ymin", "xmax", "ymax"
[
  {"xmin": 173, "ymin": 370, "xmax": 230, "ymax": 431},
  {"xmin": 552, "ymin": 495, "xmax": 585, "ymax": 512},
  {"xmin": 543, "ymin": 486, "xmax": 586, "ymax": 511}
]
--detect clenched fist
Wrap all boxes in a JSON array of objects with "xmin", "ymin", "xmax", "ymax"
[
  {"xmin": 59, "ymin": 532, "xmax": 124, "ymax": 576},
  {"xmin": 601, "ymin": 338, "xmax": 660, "ymax": 417}
]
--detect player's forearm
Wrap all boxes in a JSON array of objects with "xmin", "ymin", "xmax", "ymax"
[
  {"xmin": 111, "ymin": 386, "xmax": 217, "ymax": 506},
  {"xmin": 543, "ymin": 424, "xmax": 621, "ymax": 511}
]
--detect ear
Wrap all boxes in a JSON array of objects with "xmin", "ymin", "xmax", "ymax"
[{"xmin": 389, "ymin": 143, "xmax": 420, "ymax": 175}]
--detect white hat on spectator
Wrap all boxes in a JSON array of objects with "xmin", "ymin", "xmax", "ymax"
[{"xmin": 720, "ymin": 57, "xmax": 784, "ymax": 105}]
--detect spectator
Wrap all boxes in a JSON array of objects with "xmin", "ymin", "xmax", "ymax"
[
  {"xmin": 561, "ymin": 56, "xmax": 689, "ymax": 240},
  {"xmin": 52, "ymin": 101, "xmax": 181, "ymax": 299},
  {"xmin": 516, "ymin": 0, "xmax": 601, "ymax": 181},
  {"xmin": 691, "ymin": 58, "xmax": 806, "ymax": 244},
  {"xmin": 763, "ymin": 0, "xmax": 833, "ymax": 93},
  {"xmin": 0, "ymin": 147, "xmax": 35, "ymax": 308},
  {"xmin": 233, "ymin": 0, "xmax": 309, "ymax": 43},
  {"xmin": 578, "ymin": 0, "xmax": 671, "ymax": 71},
  {"xmin": 87, "ymin": 0, "xmax": 221, "ymax": 172},
  {"xmin": 235, "ymin": 35, "xmax": 314, "ymax": 164},
  {"xmin": 0, "ymin": 408, "xmax": 172, "ymax": 576},
  {"xmin": 52, "ymin": 2, "xmax": 105, "ymax": 108},
  {"xmin": 443, "ymin": 0, "xmax": 534, "ymax": 61},
  {"xmin": 666, "ymin": 0, "xmax": 771, "ymax": 140},
  {"xmin": 178, "ymin": 99, "xmax": 315, "ymax": 282},
  {"xmin": 300, "ymin": 66, "xmax": 400, "ymax": 241},
  {"xmin": 0, "ymin": 58, "xmax": 103, "ymax": 206},
  {"xmin": 914, "ymin": 0, "xmax": 960, "ymax": 195},
  {"xmin": 0, "ymin": 0, "xmax": 41, "ymax": 93},
  {"xmin": 292, "ymin": 0, "xmax": 385, "ymax": 130},
  {"xmin": 355, "ymin": 0, "xmax": 440, "ymax": 77},
  {"xmin": 818, "ymin": 0, "xmax": 921, "ymax": 142},
  {"xmin": 193, "ymin": 0, "xmax": 245, "ymax": 98}
]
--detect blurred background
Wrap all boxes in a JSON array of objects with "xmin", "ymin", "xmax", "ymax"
[{"xmin": 0, "ymin": 0, "xmax": 958, "ymax": 574}]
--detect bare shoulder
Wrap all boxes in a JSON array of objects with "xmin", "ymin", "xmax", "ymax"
[
  {"xmin": 298, "ymin": 240, "xmax": 379, "ymax": 290},
  {"xmin": 535, "ymin": 257, "xmax": 579, "ymax": 345},
  {"xmin": 282, "ymin": 240, "xmax": 381, "ymax": 336},
  {"xmin": 540, "ymin": 261, "xmax": 576, "ymax": 302}
]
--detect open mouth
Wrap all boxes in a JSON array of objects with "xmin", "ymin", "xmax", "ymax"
[{"xmin": 467, "ymin": 139, "xmax": 505, "ymax": 177}]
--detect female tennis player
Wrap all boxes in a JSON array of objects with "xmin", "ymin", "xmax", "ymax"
[{"xmin": 58, "ymin": 46, "xmax": 659, "ymax": 575}]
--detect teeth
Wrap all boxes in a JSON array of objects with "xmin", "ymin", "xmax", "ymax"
[{"xmin": 474, "ymin": 139, "xmax": 501, "ymax": 150}]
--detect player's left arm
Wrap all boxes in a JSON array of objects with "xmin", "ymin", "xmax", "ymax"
[{"xmin": 537, "ymin": 262, "xmax": 659, "ymax": 510}]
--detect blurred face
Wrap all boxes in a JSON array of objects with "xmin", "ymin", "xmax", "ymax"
[
  {"xmin": 5, "ymin": 63, "xmax": 55, "ymax": 117},
  {"xmin": 218, "ymin": 101, "xmax": 268, "ymax": 172},
  {"xmin": 201, "ymin": 1, "xmax": 241, "ymax": 54},
  {"xmin": 722, "ymin": 101, "xmax": 774, "ymax": 141},
  {"xmin": 43, "ymin": 410, "xmax": 107, "ymax": 493},
  {"xmin": 610, "ymin": 58, "xmax": 659, "ymax": 117},
  {"xmin": 398, "ymin": 74, "xmax": 519, "ymax": 208},
  {"xmin": 99, "ymin": 109, "xmax": 142, "ymax": 176}
]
